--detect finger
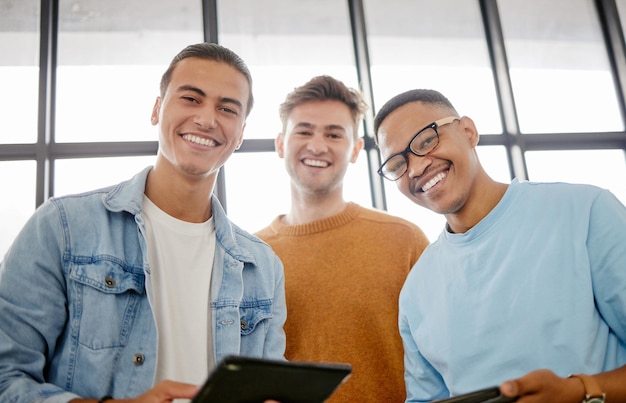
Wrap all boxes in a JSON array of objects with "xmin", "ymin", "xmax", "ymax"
[
  {"xmin": 500, "ymin": 380, "xmax": 519, "ymax": 397},
  {"xmin": 167, "ymin": 383, "xmax": 200, "ymax": 399},
  {"xmin": 151, "ymin": 380, "xmax": 201, "ymax": 400},
  {"xmin": 500, "ymin": 369, "xmax": 553, "ymax": 398}
]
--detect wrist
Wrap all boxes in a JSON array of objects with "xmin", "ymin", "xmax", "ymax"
[
  {"xmin": 569, "ymin": 375, "xmax": 587, "ymax": 401},
  {"xmin": 568, "ymin": 374, "xmax": 605, "ymax": 403}
]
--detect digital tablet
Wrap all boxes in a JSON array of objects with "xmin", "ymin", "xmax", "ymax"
[
  {"xmin": 432, "ymin": 386, "xmax": 518, "ymax": 403},
  {"xmin": 191, "ymin": 355, "xmax": 352, "ymax": 403}
]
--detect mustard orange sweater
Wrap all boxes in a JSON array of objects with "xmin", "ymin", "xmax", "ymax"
[{"xmin": 256, "ymin": 203, "xmax": 429, "ymax": 403}]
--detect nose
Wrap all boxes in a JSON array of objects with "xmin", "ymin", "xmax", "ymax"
[
  {"xmin": 405, "ymin": 152, "xmax": 431, "ymax": 179},
  {"xmin": 306, "ymin": 134, "xmax": 328, "ymax": 154},
  {"xmin": 194, "ymin": 108, "xmax": 217, "ymax": 130}
]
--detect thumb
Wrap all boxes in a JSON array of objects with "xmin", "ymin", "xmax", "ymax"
[{"xmin": 500, "ymin": 380, "xmax": 519, "ymax": 398}]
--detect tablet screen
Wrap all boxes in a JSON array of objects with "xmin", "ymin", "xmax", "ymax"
[
  {"xmin": 192, "ymin": 355, "xmax": 352, "ymax": 403},
  {"xmin": 432, "ymin": 386, "xmax": 518, "ymax": 403}
]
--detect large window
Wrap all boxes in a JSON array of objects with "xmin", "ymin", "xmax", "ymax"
[
  {"xmin": 217, "ymin": 0, "xmax": 371, "ymax": 232},
  {"xmin": 500, "ymin": 0, "xmax": 622, "ymax": 134},
  {"xmin": 1, "ymin": 0, "xmax": 40, "ymax": 256},
  {"xmin": 365, "ymin": 0, "xmax": 507, "ymax": 237},
  {"xmin": 1, "ymin": 0, "xmax": 626, "ymax": 256},
  {"xmin": 55, "ymin": 1, "xmax": 203, "ymax": 143}
]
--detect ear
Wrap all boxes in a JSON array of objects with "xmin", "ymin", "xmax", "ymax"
[
  {"xmin": 235, "ymin": 122, "xmax": 246, "ymax": 150},
  {"xmin": 151, "ymin": 97, "xmax": 161, "ymax": 125},
  {"xmin": 275, "ymin": 132, "xmax": 286, "ymax": 158},
  {"xmin": 460, "ymin": 116, "xmax": 480, "ymax": 148},
  {"xmin": 350, "ymin": 137, "xmax": 364, "ymax": 163}
]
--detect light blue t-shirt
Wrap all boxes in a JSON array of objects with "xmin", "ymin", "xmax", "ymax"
[{"xmin": 400, "ymin": 179, "xmax": 626, "ymax": 402}]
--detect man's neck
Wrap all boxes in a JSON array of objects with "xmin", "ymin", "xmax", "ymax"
[
  {"xmin": 445, "ymin": 177, "xmax": 508, "ymax": 234},
  {"xmin": 283, "ymin": 191, "xmax": 348, "ymax": 226},
  {"xmin": 145, "ymin": 166, "xmax": 215, "ymax": 223}
]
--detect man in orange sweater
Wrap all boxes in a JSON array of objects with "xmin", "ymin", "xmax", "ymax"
[{"xmin": 256, "ymin": 75, "xmax": 430, "ymax": 402}]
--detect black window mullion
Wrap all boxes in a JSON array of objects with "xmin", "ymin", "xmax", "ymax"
[
  {"xmin": 348, "ymin": 0, "xmax": 387, "ymax": 211},
  {"xmin": 36, "ymin": 0, "xmax": 58, "ymax": 206},
  {"xmin": 202, "ymin": 0, "xmax": 228, "ymax": 210},
  {"xmin": 595, "ymin": 0, "xmax": 626, "ymax": 130},
  {"xmin": 479, "ymin": 0, "xmax": 527, "ymax": 181}
]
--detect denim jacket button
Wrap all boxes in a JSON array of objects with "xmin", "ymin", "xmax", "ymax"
[
  {"xmin": 104, "ymin": 277, "xmax": 116, "ymax": 287},
  {"xmin": 240, "ymin": 320, "xmax": 248, "ymax": 330},
  {"xmin": 133, "ymin": 353, "xmax": 145, "ymax": 366}
]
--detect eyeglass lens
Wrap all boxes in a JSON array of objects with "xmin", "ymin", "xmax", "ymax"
[{"xmin": 380, "ymin": 126, "xmax": 439, "ymax": 180}]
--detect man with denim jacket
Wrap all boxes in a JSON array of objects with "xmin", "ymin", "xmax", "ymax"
[{"xmin": 0, "ymin": 43, "xmax": 286, "ymax": 402}]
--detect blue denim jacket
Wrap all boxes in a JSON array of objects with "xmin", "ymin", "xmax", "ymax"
[{"xmin": 0, "ymin": 167, "xmax": 287, "ymax": 402}]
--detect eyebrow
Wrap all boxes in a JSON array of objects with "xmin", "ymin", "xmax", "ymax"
[
  {"xmin": 176, "ymin": 84, "xmax": 244, "ymax": 111},
  {"xmin": 294, "ymin": 122, "xmax": 346, "ymax": 132},
  {"xmin": 325, "ymin": 124, "xmax": 346, "ymax": 132},
  {"xmin": 176, "ymin": 84, "xmax": 205, "ymax": 97}
]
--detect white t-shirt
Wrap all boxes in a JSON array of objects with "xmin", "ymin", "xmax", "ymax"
[{"xmin": 142, "ymin": 196, "xmax": 216, "ymax": 386}]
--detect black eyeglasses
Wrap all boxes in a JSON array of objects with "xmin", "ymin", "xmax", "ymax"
[{"xmin": 377, "ymin": 116, "xmax": 458, "ymax": 181}]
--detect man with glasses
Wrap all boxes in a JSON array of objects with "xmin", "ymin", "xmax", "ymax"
[
  {"xmin": 373, "ymin": 89, "xmax": 626, "ymax": 403},
  {"xmin": 256, "ymin": 75, "xmax": 430, "ymax": 402}
]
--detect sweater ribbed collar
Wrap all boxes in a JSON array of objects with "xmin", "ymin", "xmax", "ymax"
[{"xmin": 270, "ymin": 202, "xmax": 361, "ymax": 236}]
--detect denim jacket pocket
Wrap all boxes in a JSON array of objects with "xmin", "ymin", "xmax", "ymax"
[
  {"xmin": 239, "ymin": 300, "xmax": 273, "ymax": 336},
  {"xmin": 69, "ymin": 258, "xmax": 145, "ymax": 350}
]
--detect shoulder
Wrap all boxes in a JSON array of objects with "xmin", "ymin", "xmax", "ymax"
[
  {"xmin": 50, "ymin": 187, "xmax": 113, "ymax": 205},
  {"xmin": 354, "ymin": 203, "xmax": 426, "ymax": 230},
  {"xmin": 351, "ymin": 204, "xmax": 430, "ymax": 247},
  {"xmin": 49, "ymin": 169, "xmax": 148, "ymax": 215},
  {"xmin": 253, "ymin": 219, "xmax": 281, "ymax": 241},
  {"xmin": 45, "ymin": 187, "xmax": 115, "ymax": 221},
  {"xmin": 516, "ymin": 179, "xmax": 604, "ymax": 195},
  {"xmin": 513, "ymin": 180, "xmax": 611, "ymax": 207},
  {"xmin": 212, "ymin": 197, "xmax": 276, "ymax": 256},
  {"xmin": 230, "ymin": 221, "xmax": 277, "ymax": 258},
  {"xmin": 232, "ymin": 221, "xmax": 271, "ymax": 246}
]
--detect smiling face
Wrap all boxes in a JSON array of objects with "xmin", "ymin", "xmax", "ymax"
[
  {"xmin": 377, "ymin": 101, "xmax": 481, "ymax": 216},
  {"xmin": 151, "ymin": 57, "xmax": 249, "ymax": 181},
  {"xmin": 276, "ymin": 99, "xmax": 363, "ymax": 199}
]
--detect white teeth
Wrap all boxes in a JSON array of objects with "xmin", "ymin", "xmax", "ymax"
[
  {"xmin": 422, "ymin": 172, "xmax": 446, "ymax": 192},
  {"xmin": 183, "ymin": 134, "xmax": 217, "ymax": 147},
  {"xmin": 303, "ymin": 159, "xmax": 329, "ymax": 167}
]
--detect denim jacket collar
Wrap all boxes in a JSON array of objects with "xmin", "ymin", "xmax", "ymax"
[{"xmin": 102, "ymin": 166, "xmax": 257, "ymax": 266}]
